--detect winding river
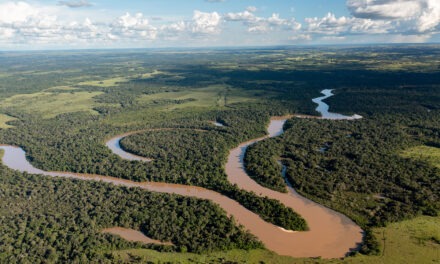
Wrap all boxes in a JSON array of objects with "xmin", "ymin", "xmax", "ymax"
[
  {"xmin": 0, "ymin": 90, "xmax": 363, "ymax": 259},
  {"xmin": 313, "ymin": 89, "xmax": 363, "ymax": 120}
]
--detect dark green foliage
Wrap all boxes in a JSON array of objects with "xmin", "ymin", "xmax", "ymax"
[
  {"xmin": 271, "ymin": 115, "xmax": 438, "ymax": 228},
  {"xmin": 359, "ymin": 230, "xmax": 380, "ymax": 256},
  {"xmin": 222, "ymin": 186, "xmax": 309, "ymax": 231},
  {"xmin": 244, "ymin": 139, "xmax": 287, "ymax": 193},
  {"xmin": 0, "ymin": 166, "xmax": 262, "ymax": 263},
  {"xmin": 1, "ymin": 46, "xmax": 440, "ymax": 259},
  {"xmin": 0, "ymin": 108, "xmax": 307, "ymax": 231},
  {"xmin": 120, "ymin": 127, "xmax": 308, "ymax": 231},
  {"xmin": 120, "ymin": 130, "xmax": 230, "ymax": 185}
]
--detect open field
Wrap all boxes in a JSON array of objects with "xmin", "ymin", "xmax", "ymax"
[
  {"xmin": 136, "ymin": 85, "xmax": 268, "ymax": 111},
  {"xmin": 0, "ymin": 114, "xmax": 16, "ymax": 129},
  {"xmin": 77, "ymin": 70, "xmax": 167, "ymax": 88},
  {"xmin": 401, "ymin": 145, "xmax": 440, "ymax": 168},
  {"xmin": 111, "ymin": 248, "xmax": 296, "ymax": 264},
  {"xmin": 43, "ymin": 86, "xmax": 79, "ymax": 92},
  {"xmin": 1, "ymin": 91, "xmax": 115, "ymax": 118},
  {"xmin": 78, "ymin": 77, "xmax": 129, "ymax": 87},
  {"xmin": 345, "ymin": 216, "xmax": 440, "ymax": 264}
]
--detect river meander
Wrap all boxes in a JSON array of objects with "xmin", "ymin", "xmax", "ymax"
[
  {"xmin": 0, "ymin": 90, "xmax": 363, "ymax": 258},
  {"xmin": 313, "ymin": 89, "xmax": 363, "ymax": 120}
]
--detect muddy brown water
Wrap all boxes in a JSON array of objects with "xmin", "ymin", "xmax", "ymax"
[
  {"xmin": 0, "ymin": 116, "xmax": 363, "ymax": 259},
  {"xmin": 225, "ymin": 116, "xmax": 363, "ymax": 258}
]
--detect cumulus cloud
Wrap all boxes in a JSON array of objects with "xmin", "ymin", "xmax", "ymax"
[
  {"xmin": 0, "ymin": 1, "xmax": 51, "ymax": 24},
  {"xmin": 0, "ymin": 1, "xmax": 158, "ymax": 45},
  {"xmin": 224, "ymin": 9, "xmax": 301, "ymax": 33},
  {"xmin": 0, "ymin": 0, "xmax": 438, "ymax": 48},
  {"xmin": 0, "ymin": 1, "xmax": 61, "ymax": 42},
  {"xmin": 347, "ymin": 0, "xmax": 440, "ymax": 32},
  {"xmin": 418, "ymin": 0, "xmax": 440, "ymax": 32},
  {"xmin": 306, "ymin": 12, "xmax": 391, "ymax": 35},
  {"xmin": 224, "ymin": 10, "xmax": 256, "ymax": 22},
  {"xmin": 191, "ymin": 10, "xmax": 221, "ymax": 34},
  {"xmin": 347, "ymin": 0, "xmax": 421, "ymax": 20},
  {"xmin": 112, "ymin": 13, "xmax": 157, "ymax": 40},
  {"xmin": 58, "ymin": 0, "xmax": 92, "ymax": 8}
]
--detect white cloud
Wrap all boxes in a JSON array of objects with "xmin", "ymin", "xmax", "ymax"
[
  {"xmin": 321, "ymin": 36, "xmax": 346, "ymax": 41},
  {"xmin": 267, "ymin": 14, "xmax": 287, "ymax": 26},
  {"xmin": 224, "ymin": 10, "xmax": 301, "ymax": 33},
  {"xmin": 191, "ymin": 10, "xmax": 221, "ymax": 34},
  {"xmin": 306, "ymin": 13, "xmax": 392, "ymax": 35},
  {"xmin": 0, "ymin": 2, "xmax": 62, "ymax": 43},
  {"xmin": 288, "ymin": 34, "xmax": 312, "ymax": 41},
  {"xmin": 0, "ymin": 0, "xmax": 439, "ymax": 48},
  {"xmin": 246, "ymin": 6, "xmax": 257, "ymax": 13},
  {"xmin": 418, "ymin": 0, "xmax": 440, "ymax": 32},
  {"xmin": 347, "ymin": 0, "xmax": 440, "ymax": 33},
  {"xmin": 0, "ymin": 27, "xmax": 15, "ymax": 39},
  {"xmin": 0, "ymin": 2, "xmax": 34, "ymax": 24},
  {"xmin": 112, "ymin": 13, "xmax": 157, "ymax": 40},
  {"xmin": 224, "ymin": 10, "xmax": 256, "ymax": 22},
  {"xmin": 163, "ymin": 21, "xmax": 187, "ymax": 33},
  {"xmin": 347, "ymin": 0, "xmax": 422, "ymax": 20},
  {"xmin": 306, "ymin": 13, "xmax": 350, "ymax": 34}
]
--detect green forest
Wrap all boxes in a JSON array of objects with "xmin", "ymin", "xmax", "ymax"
[{"xmin": 0, "ymin": 46, "xmax": 439, "ymax": 263}]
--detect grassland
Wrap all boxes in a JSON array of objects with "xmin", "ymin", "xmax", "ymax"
[
  {"xmin": 1, "ymin": 91, "xmax": 115, "ymax": 118},
  {"xmin": 77, "ymin": 70, "xmax": 167, "ymax": 87},
  {"xmin": 111, "ymin": 248, "xmax": 298, "ymax": 263},
  {"xmin": 78, "ymin": 77, "xmax": 129, "ymax": 87},
  {"xmin": 111, "ymin": 216, "xmax": 440, "ymax": 263},
  {"xmin": 0, "ymin": 114, "xmax": 16, "ymax": 129},
  {"xmin": 136, "ymin": 85, "xmax": 266, "ymax": 111},
  {"xmin": 346, "ymin": 216, "xmax": 440, "ymax": 264},
  {"xmin": 138, "ymin": 69, "xmax": 167, "ymax": 79},
  {"xmin": 43, "ymin": 86, "xmax": 79, "ymax": 92},
  {"xmin": 401, "ymin": 145, "xmax": 440, "ymax": 168}
]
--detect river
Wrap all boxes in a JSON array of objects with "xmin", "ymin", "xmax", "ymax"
[
  {"xmin": 312, "ymin": 89, "xmax": 362, "ymax": 120},
  {"xmin": 0, "ymin": 90, "xmax": 363, "ymax": 258}
]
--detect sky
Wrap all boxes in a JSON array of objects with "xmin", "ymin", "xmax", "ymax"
[{"xmin": 0, "ymin": 0, "xmax": 440, "ymax": 50}]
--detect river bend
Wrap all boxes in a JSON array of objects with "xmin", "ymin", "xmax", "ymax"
[{"xmin": 0, "ymin": 90, "xmax": 363, "ymax": 258}]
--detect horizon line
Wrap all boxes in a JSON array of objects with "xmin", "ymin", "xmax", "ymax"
[{"xmin": 1, "ymin": 42, "xmax": 440, "ymax": 53}]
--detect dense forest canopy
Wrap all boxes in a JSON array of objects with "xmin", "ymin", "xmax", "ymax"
[{"xmin": 0, "ymin": 45, "xmax": 439, "ymax": 262}]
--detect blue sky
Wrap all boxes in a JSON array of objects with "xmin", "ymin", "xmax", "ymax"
[
  {"xmin": 92, "ymin": 0, "xmax": 349, "ymax": 20},
  {"xmin": 0, "ymin": 0, "xmax": 439, "ymax": 50}
]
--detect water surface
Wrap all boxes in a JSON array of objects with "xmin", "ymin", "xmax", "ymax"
[
  {"xmin": 312, "ymin": 89, "xmax": 362, "ymax": 120},
  {"xmin": 106, "ymin": 134, "xmax": 152, "ymax": 162},
  {"xmin": 0, "ymin": 115, "xmax": 363, "ymax": 258},
  {"xmin": 225, "ymin": 117, "xmax": 363, "ymax": 258}
]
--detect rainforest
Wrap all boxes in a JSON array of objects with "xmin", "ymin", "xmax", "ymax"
[{"xmin": 0, "ymin": 45, "xmax": 439, "ymax": 263}]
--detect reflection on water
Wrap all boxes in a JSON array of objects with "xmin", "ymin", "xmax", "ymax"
[
  {"xmin": 106, "ymin": 136, "xmax": 152, "ymax": 162},
  {"xmin": 0, "ymin": 146, "xmax": 46, "ymax": 174},
  {"xmin": 312, "ymin": 89, "xmax": 362, "ymax": 120}
]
